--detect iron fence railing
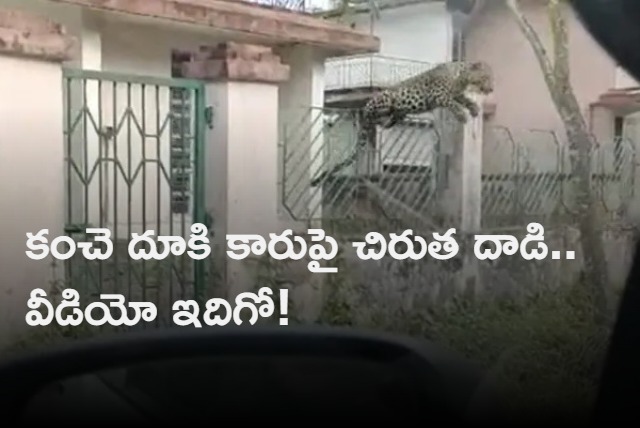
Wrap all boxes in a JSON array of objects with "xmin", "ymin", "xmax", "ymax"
[
  {"xmin": 236, "ymin": 0, "xmax": 332, "ymax": 13},
  {"xmin": 243, "ymin": 0, "xmax": 307, "ymax": 12},
  {"xmin": 281, "ymin": 106, "xmax": 638, "ymax": 232},
  {"xmin": 280, "ymin": 106, "xmax": 457, "ymax": 233},
  {"xmin": 325, "ymin": 54, "xmax": 433, "ymax": 91},
  {"xmin": 238, "ymin": 0, "xmax": 381, "ymax": 14}
]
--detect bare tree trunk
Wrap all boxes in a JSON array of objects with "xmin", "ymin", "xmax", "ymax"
[{"xmin": 505, "ymin": 0, "xmax": 608, "ymax": 322}]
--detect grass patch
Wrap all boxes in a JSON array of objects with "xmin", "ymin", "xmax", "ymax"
[{"xmin": 337, "ymin": 283, "xmax": 613, "ymax": 423}]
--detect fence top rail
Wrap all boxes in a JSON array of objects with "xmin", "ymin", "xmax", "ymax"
[
  {"xmin": 62, "ymin": 68, "xmax": 204, "ymax": 90},
  {"xmin": 325, "ymin": 53, "xmax": 433, "ymax": 66}
]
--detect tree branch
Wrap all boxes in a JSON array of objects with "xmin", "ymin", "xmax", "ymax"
[
  {"xmin": 505, "ymin": 0, "xmax": 557, "ymax": 93},
  {"xmin": 548, "ymin": 0, "xmax": 570, "ymax": 92},
  {"xmin": 506, "ymin": 0, "xmax": 608, "ymax": 323}
]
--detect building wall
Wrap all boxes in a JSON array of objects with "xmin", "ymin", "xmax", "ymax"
[
  {"xmin": 0, "ymin": 54, "xmax": 66, "ymax": 340},
  {"xmin": 466, "ymin": 1, "xmax": 617, "ymax": 137},
  {"xmin": 464, "ymin": 1, "xmax": 619, "ymax": 174},
  {"xmin": 5, "ymin": 0, "xmax": 327, "ymax": 238},
  {"xmin": 355, "ymin": 2, "xmax": 452, "ymax": 63}
]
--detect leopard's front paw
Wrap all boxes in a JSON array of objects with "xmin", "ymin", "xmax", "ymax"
[{"xmin": 467, "ymin": 103, "xmax": 479, "ymax": 117}]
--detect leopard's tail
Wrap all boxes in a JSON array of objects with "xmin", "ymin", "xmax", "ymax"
[{"xmin": 309, "ymin": 108, "xmax": 373, "ymax": 188}]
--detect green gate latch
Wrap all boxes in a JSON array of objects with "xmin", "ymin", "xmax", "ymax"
[{"xmin": 204, "ymin": 106, "xmax": 213, "ymax": 129}]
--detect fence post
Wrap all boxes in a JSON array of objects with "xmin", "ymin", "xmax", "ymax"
[
  {"xmin": 0, "ymin": 8, "xmax": 75, "ymax": 344},
  {"xmin": 459, "ymin": 93, "xmax": 484, "ymax": 296}
]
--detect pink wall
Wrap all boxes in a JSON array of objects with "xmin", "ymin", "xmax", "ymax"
[{"xmin": 466, "ymin": 1, "xmax": 617, "ymax": 141}]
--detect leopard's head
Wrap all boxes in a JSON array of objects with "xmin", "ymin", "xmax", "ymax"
[{"xmin": 467, "ymin": 61, "xmax": 493, "ymax": 94}]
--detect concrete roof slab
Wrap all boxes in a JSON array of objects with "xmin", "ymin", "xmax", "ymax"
[{"xmin": 46, "ymin": 0, "xmax": 380, "ymax": 55}]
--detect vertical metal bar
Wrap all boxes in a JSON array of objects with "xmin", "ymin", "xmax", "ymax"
[
  {"xmin": 97, "ymin": 79, "xmax": 104, "ymax": 295},
  {"xmin": 141, "ymin": 84, "xmax": 148, "ymax": 304},
  {"xmin": 193, "ymin": 84, "xmax": 207, "ymax": 306},
  {"xmin": 126, "ymin": 82, "xmax": 133, "ymax": 302},
  {"xmin": 179, "ymin": 88, "xmax": 187, "ymax": 300},
  {"xmin": 64, "ymin": 76, "xmax": 73, "ymax": 289},
  {"xmin": 155, "ymin": 85, "xmax": 162, "ymax": 320},
  {"xmin": 322, "ymin": 120, "xmax": 358, "ymax": 214},
  {"xmin": 513, "ymin": 141, "xmax": 521, "ymax": 224},
  {"xmin": 168, "ymin": 87, "xmax": 175, "ymax": 309},
  {"xmin": 112, "ymin": 81, "xmax": 120, "ymax": 294},
  {"xmin": 82, "ymin": 78, "xmax": 90, "ymax": 295}
]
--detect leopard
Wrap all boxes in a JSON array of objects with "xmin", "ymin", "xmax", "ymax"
[
  {"xmin": 310, "ymin": 61, "xmax": 493, "ymax": 188},
  {"xmin": 360, "ymin": 60, "xmax": 494, "ymax": 131}
]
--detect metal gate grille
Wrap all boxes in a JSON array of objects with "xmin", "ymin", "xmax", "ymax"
[{"xmin": 62, "ymin": 68, "xmax": 206, "ymax": 326}]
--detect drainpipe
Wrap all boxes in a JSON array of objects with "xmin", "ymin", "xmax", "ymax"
[
  {"xmin": 446, "ymin": 0, "xmax": 485, "ymax": 30},
  {"xmin": 447, "ymin": 0, "xmax": 485, "ymax": 59}
]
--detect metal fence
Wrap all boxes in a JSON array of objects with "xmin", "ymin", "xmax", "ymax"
[
  {"xmin": 62, "ymin": 68, "xmax": 207, "ymax": 327},
  {"xmin": 241, "ymin": 0, "xmax": 308, "ymax": 12},
  {"xmin": 325, "ymin": 54, "xmax": 434, "ymax": 91},
  {"xmin": 281, "ymin": 106, "xmax": 452, "ymax": 233},
  {"xmin": 482, "ymin": 127, "xmax": 636, "ymax": 228},
  {"xmin": 281, "ymin": 106, "xmax": 638, "ymax": 232}
]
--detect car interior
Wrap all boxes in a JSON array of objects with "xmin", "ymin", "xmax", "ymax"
[{"xmin": 2, "ymin": 0, "xmax": 640, "ymax": 426}]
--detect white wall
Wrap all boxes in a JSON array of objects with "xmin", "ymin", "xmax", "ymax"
[
  {"xmin": 352, "ymin": 2, "xmax": 452, "ymax": 63},
  {"xmin": 0, "ymin": 54, "xmax": 66, "ymax": 340}
]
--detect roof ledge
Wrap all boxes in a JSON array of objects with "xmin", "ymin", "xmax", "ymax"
[
  {"xmin": 592, "ymin": 88, "xmax": 640, "ymax": 110},
  {"xmin": 47, "ymin": 0, "xmax": 380, "ymax": 55}
]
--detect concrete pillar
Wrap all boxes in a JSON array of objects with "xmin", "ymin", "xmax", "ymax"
[
  {"xmin": 78, "ymin": 10, "xmax": 104, "ymax": 228},
  {"xmin": 0, "ymin": 8, "xmax": 75, "ymax": 344},
  {"xmin": 79, "ymin": 10, "xmax": 102, "ymax": 71},
  {"xmin": 277, "ymin": 46, "xmax": 326, "ymax": 228},
  {"xmin": 459, "ymin": 93, "xmax": 484, "ymax": 296},
  {"xmin": 590, "ymin": 105, "xmax": 614, "ymax": 145},
  {"xmin": 182, "ymin": 42, "xmax": 290, "ymax": 297}
]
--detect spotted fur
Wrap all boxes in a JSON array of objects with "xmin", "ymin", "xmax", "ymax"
[{"xmin": 360, "ymin": 61, "xmax": 494, "ymax": 130}]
